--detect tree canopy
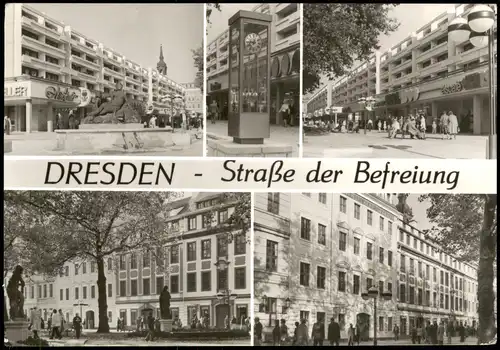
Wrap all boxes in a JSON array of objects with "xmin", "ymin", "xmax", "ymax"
[
  {"xmin": 192, "ymin": 45, "xmax": 203, "ymax": 92},
  {"xmin": 303, "ymin": 4, "xmax": 399, "ymax": 94}
]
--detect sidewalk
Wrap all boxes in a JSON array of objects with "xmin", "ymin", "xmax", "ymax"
[
  {"xmin": 258, "ymin": 336, "xmax": 478, "ymax": 346},
  {"xmin": 207, "ymin": 121, "xmax": 299, "ymax": 157},
  {"xmin": 304, "ymin": 131, "xmax": 488, "ymax": 159}
]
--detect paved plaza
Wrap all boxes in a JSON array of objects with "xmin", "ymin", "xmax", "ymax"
[
  {"xmin": 303, "ymin": 131, "xmax": 489, "ymax": 159},
  {"xmin": 207, "ymin": 121, "xmax": 300, "ymax": 157},
  {"xmin": 4, "ymin": 130, "xmax": 203, "ymax": 156},
  {"xmin": 258, "ymin": 336, "xmax": 479, "ymax": 346}
]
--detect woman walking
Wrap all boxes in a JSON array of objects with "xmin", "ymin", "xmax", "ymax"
[{"xmin": 448, "ymin": 111, "xmax": 459, "ymax": 140}]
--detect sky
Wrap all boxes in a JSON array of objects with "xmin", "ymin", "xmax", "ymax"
[
  {"xmin": 27, "ymin": 3, "xmax": 203, "ymax": 83},
  {"xmin": 207, "ymin": 3, "xmax": 259, "ymax": 42},
  {"xmin": 406, "ymin": 194, "xmax": 432, "ymax": 231},
  {"xmin": 313, "ymin": 3, "xmax": 457, "ymax": 95}
]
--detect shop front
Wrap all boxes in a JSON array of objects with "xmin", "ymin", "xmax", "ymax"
[
  {"xmin": 207, "ymin": 74, "xmax": 229, "ymax": 120},
  {"xmin": 4, "ymin": 76, "xmax": 94, "ymax": 133},
  {"xmin": 270, "ymin": 45, "xmax": 300, "ymax": 126}
]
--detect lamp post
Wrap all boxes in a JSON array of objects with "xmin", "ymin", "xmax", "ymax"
[
  {"xmin": 359, "ymin": 96, "xmax": 376, "ymax": 135},
  {"xmin": 214, "ymin": 258, "xmax": 237, "ymax": 327},
  {"xmin": 361, "ymin": 286, "xmax": 393, "ymax": 346},
  {"xmin": 448, "ymin": 4, "xmax": 497, "ymax": 159}
]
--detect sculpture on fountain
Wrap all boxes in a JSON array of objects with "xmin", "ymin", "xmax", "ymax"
[
  {"xmin": 82, "ymin": 82, "xmax": 141, "ymax": 124},
  {"xmin": 7, "ymin": 265, "xmax": 25, "ymax": 320}
]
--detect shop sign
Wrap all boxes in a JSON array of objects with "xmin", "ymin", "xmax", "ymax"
[
  {"xmin": 330, "ymin": 106, "xmax": 343, "ymax": 114},
  {"xmin": 399, "ymin": 87, "xmax": 420, "ymax": 103},
  {"xmin": 4, "ymin": 82, "xmax": 30, "ymax": 98},
  {"xmin": 385, "ymin": 92, "xmax": 401, "ymax": 106},
  {"xmin": 441, "ymin": 80, "xmax": 463, "ymax": 95},
  {"xmin": 462, "ymin": 71, "xmax": 489, "ymax": 91},
  {"xmin": 45, "ymin": 86, "xmax": 79, "ymax": 103}
]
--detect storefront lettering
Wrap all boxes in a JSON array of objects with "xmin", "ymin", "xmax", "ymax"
[
  {"xmin": 441, "ymin": 81, "xmax": 463, "ymax": 95},
  {"xmin": 5, "ymin": 85, "xmax": 28, "ymax": 98},
  {"xmin": 45, "ymin": 86, "xmax": 79, "ymax": 102}
]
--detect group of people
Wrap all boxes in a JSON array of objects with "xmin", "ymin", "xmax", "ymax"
[
  {"xmin": 27, "ymin": 307, "xmax": 84, "ymax": 340},
  {"xmin": 56, "ymin": 110, "xmax": 79, "ymax": 130},
  {"xmin": 409, "ymin": 321, "xmax": 472, "ymax": 345},
  {"xmin": 387, "ymin": 111, "xmax": 459, "ymax": 140},
  {"xmin": 224, "ymin": 315, "xmax": 251, "ymax": 331},
  {"xmin": 143, "ymin": 113, "xmax": 202, "ymax": 130}
]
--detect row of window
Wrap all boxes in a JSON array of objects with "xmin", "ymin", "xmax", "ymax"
[
  {"xmin": 58, "ymin": 283, "xmax": 113, "ymax": 301},
  {"xmin": 25, "ymin": 284, "xmax": 53, "ymax": 299},
  {"xmin": 117, "ymin": 267, "xmax": 246, "ymax": 297},
  {"xmin": 398, "ymin": 284, "xmax": 475, "ymax": 313}
]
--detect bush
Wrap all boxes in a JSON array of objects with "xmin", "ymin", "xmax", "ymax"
[{"xmin": 16, "ymin": 336, "xmax": 49, "ymax": 346}]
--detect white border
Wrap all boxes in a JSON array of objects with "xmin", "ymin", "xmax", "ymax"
[
  {"xmin": 299, "ymin": 3, "xmax": 304, "ymax": 158},
  {"xmin": 249, "ymin": 191, "xmax": 255, "ymax": 346},
  {"xmin": 203, "ymin": 3, "xmax": 208, "ymax": 157}
]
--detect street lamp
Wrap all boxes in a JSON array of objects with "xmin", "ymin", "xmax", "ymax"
[
  {"xmin": 448, "ymin": 4, "xmax": 497, "ymax": 159},
  {"xmin": 359, "ymin": 96, "xmax": 376, "ymax": 135},
  {"xmin": 214, "ymin": 258, "xmax": 237, "ymax": 328},
  {"xmin": 361, "ymin": 286, "xmax": 393, "ymax": 346}
]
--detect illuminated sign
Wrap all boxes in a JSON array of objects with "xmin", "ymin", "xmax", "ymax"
[
  {"xmin": 4, "ymin": 83, "xmax": 30, "ymax": 98},
  {"xmin": 45, "ymin": 86, "xmax": 79, "ymax": 103}
]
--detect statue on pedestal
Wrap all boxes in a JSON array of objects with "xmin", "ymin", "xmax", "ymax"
[
  {"xmin": 82, "ymin": 82, "xmax": 140, "ymax": 124},
  {"xmin": 159, "ymin": 286, "xmax": 171, "ymax": 319},
  {"xmin": 7, "ymin": 265, "xmax": 25, "ymax": 320}
]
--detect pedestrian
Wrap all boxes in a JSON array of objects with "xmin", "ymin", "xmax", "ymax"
[
  {"xmin": 440, "ymin": 111, "xmax": 450, "ymax": 140},
  {"xmin": 377, "ymin": 120, "xmax": 382, "ymax": 132},
  {"xmin": 447, "ymin": 321, "xmax": 453, "ymax": 344},
  {"xmin": 347, "ymin": 324, "xmax": 355, "ymax": 346},
  {"xmin": 411, "ymin": 326, "xmax": 417, "ymax": 344},
  {"xmin": 136, "ymin": 316, "xmax": 141, "ymax": 332},
  {"xmin": 328, "ymin": 317, "xmax": 340, "ymax": 346},
  {"xmin": 438, "ymin": 321, "xmax": 445, "ymax": 345},
  {"xmin": 448, "ymin": 111, "xmax": 459, "ymax": 140},
  {"xmin": 383, "ymin": 120, "xmax": 387, "ymax": 131},
  {"xmin": 292, "ymin": 321, "xmax": 300, "ymax": 345},
  {"xmin": 419, "ymin": 114, "xmax": 427, "ymax": 139},
  {"xmin": 280, "ymin": 319, "xmax": 288, "ymax": 345},
  {"xmin": 279, "ymin": 99, "xmax": 290, "ymax": 127},
  {"xmin": 4, "ymin": 115, "xmax": 12, "ymax": 135},
  {"xmin": 59, "ymin": 309, "xmax": 65, "ymax": 337},
  {"xmin": 272, "ymin": 320, "xmax": 281, "ymax": 346},
  {"xmin": 40, "ymin": 317, "xmax": 45, "ymax": 331},
  {"xmin": 432, "ymin": 321, "xmax": 439, "ymax": 344},
  {"xmin": 73, "ymin": 313, "xmax": 82, "ymax": 339},
  {"xmin": 459, "ymin": 321, "xmax": 466, "ymax": 342},
  {"xmin": 312, "ymin": 317, "xmax": 325, "ymax": 346},
  {"xmin": 355, "ymin": 322, "xmax": 361, "ymax": 345},
  {"xmin": 68, "ymin": 110, "xmax": 76, "ymax": 129},
  {"xmin": 254, "ymin": 317, "xmax": 263, "ymax": 346},
  {"xmin": 29, "ymin": 306, "xmax": 41, "ymax": 339},
  {"xmin": 144, "ymin": 313, "xmax": 156, "ymax": 341},
  {"xmin": 47, "ymin": 313, "xmax": 52, "ymax": 332},
  {"xmin": 367, "ymin": 118, "xmax": 373, "ymax": 131},
  {"xmin": 432, "ymin": 118, "xmax": 437, "ymax": 134},
  {"xmin": 224, "ymin": 315, "xmax": 230, "ymax": 330},
  {"xmin": 296, "ymin": 319, "xmax": 309, "ymax": 345},
  {"xmin": 393, "ymin": 324, "xmax": 399, "ymax": 341},
  {"xmin": 417, "ymin": 324, "xmax": 423, "ymax": 344},
  {"xmin": 50, "ymin": 309, "xmax": 62, "ymax": 340},
  {"xmin": 209, "ymin": 100, "xmax": 218, "ymax": 124}
]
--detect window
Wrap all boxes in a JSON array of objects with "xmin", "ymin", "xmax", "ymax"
[
  {"xmin": 318, "ymin": 224, "xmax": 326, "ymax": 245},
  {"xmin": 426, "ymin": 264, "xmax": 430, "ymax": 280},
  {"xmin": 338, "ymin": 271, "xmax": 346, "ymax": 292},
  {"xmin": 82, "ymin": 263, "xmax": 87, "ymax": 274},
  {"xmin": 379, "ymin": 247, "xmax": 384, "ymax": 264},
  {"xmin": 413, "ymin": 237, "xmax": 417, "ymax": 249},
  {"xmin": 266, "ymin": 240, "xmax": 278, "ymax": 272},
  {"xmin": 388, "ymin": 251, "xmax": 393, "ymax": 266},
  {"xmin": 131, "ymin": 280, "xmax": 138, "ymax": 296},
  {"xmin": 234, "ymin": 234, "xmax": 246, "ymax": 255},
  {"xmin": 217, "ymin": 269, "xmax": 228, "ymax": 290},
  {"xmin": 187, "ymin": 242, "xmax": 196, "ymax": 261},
  {"xmin": 108, "ymin": 283, "xmax": 113, "ymax": 297},
  {"xmin": 388, "ymin": 282, "xmax": 393, "ymax": 294},
  {"xmin": 49, "ymin": 284, "xmax": 53, "ymax": 298},
  {"xmin": 400, "ymin": 230, "xmax": 404, "ymax": 242},
  {"xmin": 201, "ymin": 213, "xmax": 210, "ymax": 228},
  {"xmin": 130, "ymin": 253, "xmax": 138, "ymax": 269},
  {"xmin": 445, "ymin": 295, "xmax": 449, "ymax": 309},
  {"xmin": 300, "ymin": 262, "xmax": 310, "ymax": 286},
  {"xmin": 60, "ymin": 289, "xmax": 63, "ymax": 301},
  {"xmin": 366, "ymin": 278, "xmax": 373, "ymax": 290},
  {"xmin": 217, "ymin": 235, "xmax": 228, "ymax": 257},
  {"xmin": 339, "ymin": 231, "xmax": 347, "ymax": 251},
  {"xmin": 420, "ymin": 241, "xmax": 424, "ymax": 252},
  {"xmin": 340, "ymin": 196, "xmax": 347, "ymax": 213},
  {"xmin": 66, "ymin": 288, "xmax": 69, "ymax": 300},
  {"xmin": 218, "ymin": 210, "xmax": 228, "ymax": 224},
  {"xmin": 82, "ymin": 286, "xmax": 87, "ymax": 299},
  {"xmin": 142, "ymin": 250, "xmax": 151, "ymax": 268},
  {"xmin": 406, "ymin": 234, "xmax": 410, "ymax": 245},
  {"xmin": 409, "ymin": 286, "xmax": 415, "ymax": 304},
  {"xmin": 75, "ymin": 287, "xmax": 79, "ymax": 300},
  {"xmin": 400, "ymin": 284, "xmax": 406, "ymax": 303},
  {"xmin": 388, "ymin": 221, "xmax": 392, "ymax": 236},
  {"xmin": 302, "ymin": 192, "xmax": 311, "ymax": 197},
  {"xmin": 156, "ymin": 277, "xmax": 164, "ymax": 294},
  {"xmin": 170, "ymin": 275, "xmax": 179, "ymax": 293},
  {"xmin": 366, "ymin": 242, "xmax": 373, "ymax": 260},
  {"xmin": 201, "ymin": 271, "xmax": 211, "ymax": 291},
  {"xmin": 143, "ymin": 278, "xmax": 150, "ymax": 295},
  {"xmin": 91, "ymin": 262, "xmax": 96, "ymax": 273},
  {"xmin": 426, "ymin": 290, "xmax": 430, "ymax": 306},
  {"xmin": 440, "ymin": 270, "xmax": 444, "ymax": 284},
  {"xmin": 354, "ymin": 204, "xmax": 361, "ymax": 220},
  {"xmin": 235, "ymin": 267, "xmax": 246, "ymax": 289},
  {"xmin": 201, "ymin": 239, "xmax": 211, "ymax": 259},
  {"xmin": 318, "ymin": 193, "xmax": 327, "ymax": 204},
  {"xmin": 433, "ymin": 267, "xmax": 437, "ymax": 282},
  {"xmin": 317, "ymin": 266, "xmax": 326, "ymax": 289},
  {"xmin": 267, "ymin": 193, "xmax": 280, "ymax": 214},
  {"xmin": 300, "ymin": 310, "xmax": 310, "ymax": 325},
  {"xmin": 75, "ymin": 264, "xmax": 79, "ymax": 275},
  {"xmin": 379, "ymin": 217, "xmax": 385, "ymax": 231},
  {"xmin": 354, "ymin": 237, "xmax": 360, "ymax": 255},
  {"xmin": 188, "ymin": 216, "xmax": 197, "ymax": 230},
  {"xmin": 187, "ymin": 273, "xmax": 196, "ymax": 292},
  {"xmin": 353, "ymin": 275, "xmax": 360, "ymax": 294},
  {"xmin": 107, "ymin": 258, "xmax": 112, "ymax": 271},
  {"xmin": 388, "ymin": 317, "xmax": 393, "ymax": 332},
  {"xmin": 65, "ymin": 266, "xmax": 69, "ymax": 276},
  {"xmin": 171, "ymin": 245, "xmax": 179, "ymax": 263},
  {"xmin": 300, "ymin": 217, "xmax": 311, "ymax": 240}
]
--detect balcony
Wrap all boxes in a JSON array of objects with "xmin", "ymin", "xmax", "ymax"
[
  {"xmin": 74, "ymin": 70, "xmax": 98, "ymax": 83},
  {"xmin": 416, "ymin": 41, "xmax": 448, "ymax": 64},
  {"xmin": 22, "ymin": 36, "xmax": 66, "ymax": 59},
  {"xmin": 125, "ymin": 74, "xmax": 142, "ymax": 85},
  {"xmin": 23, "ymin": 17, "xmax": 65, "ymax": 43},
  {"xmin": 275, "ymin": 9, "xmax": 299, "ymax": 34},
  {"xmin": 71, "ymin": 54, "xmax": 100, "ymax": 70},
  {"xmin": 455, "ymin": 45, "xmax": 491, "ymax": 65},
  {"xmin": 391, "ymin": 59, "xmax": 412, "ymax": 75},
  {"xmin": 391, "ymin": 73, "xmax": 413, "ymax": 86},
  {"xmin": 103, "ymin": 67, "xmax": 124, "ymax": 79},
  {"xmin": 70, "ymin": 39, "xmax": 98, "ymax": 57},
  {"xmin": 276, "ymin": 32, "xmax": 300, "ymax": 51},
  {"xmin": 276, "ymin": 3, "xmax": 297, "ymax": 14},
  {"xmin": 417, "ymin": 24, "xmax": 447, "ymax": 49},
  {"xmin": 21, "ymin": 55, "xmax": 64, "ymax": 74},
  {"xmin": 418, "ymin": 60, "xmax": 449, "ymax": 77}
]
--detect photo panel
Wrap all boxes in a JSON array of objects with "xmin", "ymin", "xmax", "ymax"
[
  {"xmin": 302, "ymin": 4, "xmax": 496, "ymax": 160},
  {"xmin": 253, "ymin": 192, "xmax": 491, "ymax": 345},
  {"xmin": 4, "ymin": 3, "xmax": 204, "ymax": 156},
  {"xmin": 205, "ymin": 3, "xmax": 300, "ymax": 158}
]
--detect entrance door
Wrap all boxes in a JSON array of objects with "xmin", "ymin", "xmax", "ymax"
[
  {"xmin": 215, "ymin": 304, "xmax": 229, "ymax": 329},
  {"xmin": 317, "ymin": 312, "xmax": 326, "ymax": 337},
  {"xmin": 400, "ymin": 316, "xmax": 407, "ymax": 336},
  {"xmin": 85, "ymin": 310, "xmax": 95, "ymax": 329},
  {"xmin": 356, "ymin": 313, "xmax": 370, "ymax": 341}
]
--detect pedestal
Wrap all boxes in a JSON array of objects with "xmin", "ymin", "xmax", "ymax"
[
  {"xmin": 207, "ymin": 138, "xmax": 293, "ymax": 157},
  {"xmin": 5, "ymin": 320, "xmax": 30, "ymax": 344},
  {"xmin": 159, "ymin": 319, "xmax": 173, "ymax": 332}
]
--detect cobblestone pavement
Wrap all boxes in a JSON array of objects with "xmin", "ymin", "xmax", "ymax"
[
  {"xmin": 258, "ymin": 336, "xmax": 479, "ymax": 346},
  {"xmin": 207, "ymin": 121, "xmax": 300, "ymax": 157},
  {"xmin": 303, "ymin": 131, "xmax": 489, "ymax": 159}
]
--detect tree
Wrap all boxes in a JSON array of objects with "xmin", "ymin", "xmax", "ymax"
[
  {"xmin": 303, "ymin": 4, "xmax": 399, "ymax": 94},
  {"xmin": 206, "ymin": 3, "xmax": 221, "ymax": 26},
  {"xmin": 418, "ymin": 194, "xmax": 497, "ymax": 343},
  {"xmin": 192, "ymin": 45, "xmax": 204, "ymax": 92},
  {"xmin": 7, "ymin": 191, "xmax": 179, "ymax": 333}
]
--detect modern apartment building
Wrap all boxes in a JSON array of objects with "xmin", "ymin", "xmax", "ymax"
[
  {"xmin": 207, "ymin": 3, "xmax": 300, "ymax": 125},
  {"xmin": 306, "ymin": 3, "xmax": 497, "ymax": 134},
  {"xmin": 181, "ymin": 82, "xmax": 203, "ymax": 116},
  {"xmin": 254, "ymin": 193, "xmax": 479, "ymax": 341},
  {"xmin": 4, "ymin": 3, "xmax": 186, "ymax": 133}
]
